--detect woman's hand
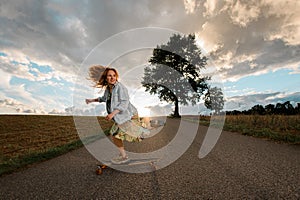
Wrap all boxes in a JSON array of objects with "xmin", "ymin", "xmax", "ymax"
[
  {"xmin": 85, "ymin": 99, "xmax": 91, "ymax": 104},
  {"xmin": 105, "ymin": 113, "xmax": 115, "ymax": 121},
  {"xmin": 85, "ymin": 98, "xmax": 96, "ymax": 104},
  {"xmin": 105, "ymin": 109, "xmax": 120, "ymax": 121}
]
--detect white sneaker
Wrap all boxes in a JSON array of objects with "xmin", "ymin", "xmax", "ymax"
[{"xmin": 111, "ymin": 155, "xmax": 130, "ymax": 164}]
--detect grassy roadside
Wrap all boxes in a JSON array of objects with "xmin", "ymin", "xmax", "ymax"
[
  {"xmin": 192, "ymin": 115, "xmax": 300, "ymax": 144},
  {"xmin": 0, "ymin": 115, "xmax": 113, "ymax": 176},
  {"xmin": 0, "ymin": 139, "xmax": 83, "ymax": 175}
]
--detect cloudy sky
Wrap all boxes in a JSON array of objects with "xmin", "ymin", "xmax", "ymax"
[{"xmin": 0, "ymin": 0, "xmax": 299, "ymax": 116}]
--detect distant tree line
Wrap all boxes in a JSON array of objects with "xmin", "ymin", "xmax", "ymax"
[{"xmin": 226, "ymin": 101, "xmax": 300, "ymax": 115}]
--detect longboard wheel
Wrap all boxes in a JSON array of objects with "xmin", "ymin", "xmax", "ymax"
[{"xmin": 96, "ymin": 166, "xmax": 103, "ymax": 175}]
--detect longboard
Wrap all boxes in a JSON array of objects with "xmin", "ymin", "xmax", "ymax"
[{"xmin": 96, "ymin": 158, "xmax": 160, "ymax": 175}]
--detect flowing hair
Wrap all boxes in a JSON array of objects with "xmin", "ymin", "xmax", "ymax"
[{"xmin": 87, "ymin": 65, "xmax": 119, "ymax": 88}]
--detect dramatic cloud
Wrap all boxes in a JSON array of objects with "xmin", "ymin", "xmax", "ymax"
[
  {"xmin": 1, "ymin": 0, "xmax": 299, "ymax": 79},
  {"xmin": 0, "ymin": 0, "xmax": 196, "ymax": 76},
  {"xmin": 196, "ymin": 0, "xmax": 300, "ymax": 81}
]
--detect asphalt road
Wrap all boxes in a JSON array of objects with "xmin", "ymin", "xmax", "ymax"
[{"xmin": 0, "ymin": 118, "xmax": 299, "ymax": 199}]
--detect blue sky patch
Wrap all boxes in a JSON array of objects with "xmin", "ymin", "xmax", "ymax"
[
  {"xmin": 224, "ymin": 69, "xmax": 300, "ymax": 97},
  {"xmin": 30, "ymin": 62, "xmax": 53, "ymax": 73}
]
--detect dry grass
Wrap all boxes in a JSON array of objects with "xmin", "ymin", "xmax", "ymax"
[
  {"xmin": 199, "ymin": 114, "xmax": 300, "ymax": 144},
  {"xmin": 225, "ymin": 115, "xmax": 300, "ymax": 134}
]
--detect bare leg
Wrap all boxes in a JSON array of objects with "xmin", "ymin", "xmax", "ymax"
[{"xmin": 111, "ymin": 136, "xmax": 127, "ymax": 158}]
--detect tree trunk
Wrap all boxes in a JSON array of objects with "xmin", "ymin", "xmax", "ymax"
[{"xmin": 173, "ymin": 99, "xmax": 180, "ymax": 118}]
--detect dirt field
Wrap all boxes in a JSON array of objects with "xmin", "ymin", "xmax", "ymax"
[{"xmin": 0, "ymin": 115, "xmax": 113, "ymax": 161}]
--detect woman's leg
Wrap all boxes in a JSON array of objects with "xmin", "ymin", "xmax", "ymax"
[{"xmin": 111, "ymin": 136, "xmax": 127, "ymax": 158}]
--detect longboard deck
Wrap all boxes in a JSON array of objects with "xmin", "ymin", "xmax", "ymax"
[{"xmin": 96, "ymin": 158, "xmax": 160, "ymax": 174}]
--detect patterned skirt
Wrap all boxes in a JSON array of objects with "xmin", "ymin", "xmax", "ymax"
[{"xmin": 109, "ymin": 117, "xmax": 148, "ymax": 142}]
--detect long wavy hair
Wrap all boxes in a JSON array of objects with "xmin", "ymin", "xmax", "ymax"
[{"xmin": 87, "ymin": 65, "xmax": 119, "ymax": 88}]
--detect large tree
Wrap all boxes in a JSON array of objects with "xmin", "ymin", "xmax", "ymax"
[{"xmin": 142, "ymin": 34, "xmax": 209, "ymax": 117}]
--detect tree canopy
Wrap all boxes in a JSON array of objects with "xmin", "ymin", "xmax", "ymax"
[
  {"xmin": 204, "ymin": 86, "xmax": 225, "ymax": 114},
  {"xmin": 226, "ymin": 101, "xmax": 300, "ymax": 115}
]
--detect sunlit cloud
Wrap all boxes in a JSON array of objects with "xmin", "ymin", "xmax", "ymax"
[{"xmin": 197, "ymin": 0, "xmax": 300, "ymax": 81}]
